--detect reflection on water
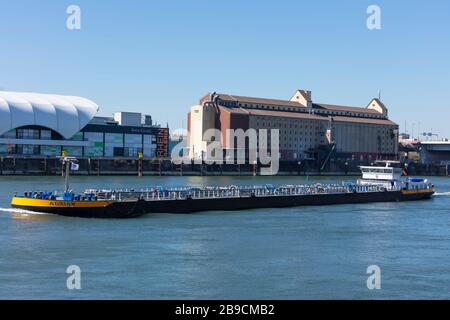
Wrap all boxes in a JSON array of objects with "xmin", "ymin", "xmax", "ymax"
[{"xmin": 10, "ymin": 212, "xmax": 53, "ymax": 222}]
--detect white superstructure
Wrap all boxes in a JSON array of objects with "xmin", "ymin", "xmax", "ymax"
[
  {"xmin": 360, "ymin": 162, "xmax": 402, "ymax": 181},
  {"xmin": 358, "ymin": 161, "xmax": 432, "ymax": 191}
]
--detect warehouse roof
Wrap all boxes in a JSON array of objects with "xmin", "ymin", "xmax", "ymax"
[
  {"xmin": 218, "ymin": 106, "xmax": 397, "ymax": 126},
  {"xmin": 313, "ymin": 103, "xmax": 380, "ymax": 114},
  {"xmin": 202, "ymin": 93, "xmax": 383, "ymax": 115}
]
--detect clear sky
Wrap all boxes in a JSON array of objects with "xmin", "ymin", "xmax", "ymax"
[{"xmin": 1, "ymin": 0, "xmax": 449, "ymax": 138}]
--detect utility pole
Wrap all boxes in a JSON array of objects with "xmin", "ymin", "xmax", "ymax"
[{"xmin": 418, "ymin": 122, "xmax": 421, "ymax": 141}]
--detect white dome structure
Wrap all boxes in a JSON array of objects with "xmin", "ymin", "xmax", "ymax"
[{"xmin": 0, "ymin": 91, "xmax": 99, "ymax": 139}]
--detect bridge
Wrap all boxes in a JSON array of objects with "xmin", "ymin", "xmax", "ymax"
[{"xmin": 420, "ymin": 141, "xmax": 450, "ymax": 165}]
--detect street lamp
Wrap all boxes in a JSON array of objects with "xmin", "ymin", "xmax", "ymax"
[{"xmin": 297, "ymin": 161, "xmax": 302, "ymax": 176}]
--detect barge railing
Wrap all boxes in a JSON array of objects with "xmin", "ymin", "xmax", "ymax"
[
  {"xmin": 19, "ymin": 181, "xmax": 434, "ymax": 202},
  {"xmin": 89, "ymin": 184, "xmax": 404, "ymax": 202}
]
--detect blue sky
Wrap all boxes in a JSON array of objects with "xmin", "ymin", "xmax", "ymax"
[{"xmin": 1, "ymin": 0, "xmax": 449, "ymax": 137}]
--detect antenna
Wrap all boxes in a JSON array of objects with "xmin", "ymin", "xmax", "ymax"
[
  {"xmin": 378, "ymin": 90, "xmax": 381, "ymax": 100},
  {"xmin": 417, "ymin": 121, "xmax": 421, "ymax": 141}
]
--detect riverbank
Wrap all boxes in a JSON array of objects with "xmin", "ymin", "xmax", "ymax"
[
  {"xmin": 0, "ymin": 170, "xmax": 362, "ymax": 176},
  {"xmin": 1, "ymin": 156, "xmax": 448, "ymax": 177}
]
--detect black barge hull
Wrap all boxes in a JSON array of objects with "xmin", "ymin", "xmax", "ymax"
[{"xmin": 12, "ymin": 189, "xmax": 434, "ymax": 218}]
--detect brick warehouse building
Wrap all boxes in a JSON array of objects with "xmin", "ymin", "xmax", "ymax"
[{"xmin": 188, "ymin": 90, "xmax": 399, "ymax": 163}]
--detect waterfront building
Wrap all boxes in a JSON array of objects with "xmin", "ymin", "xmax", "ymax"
[
  {"xmin": 188, "ymin": 90, "xmax": 399, "ymax": 162},
  {"xmin": 0, "ymin": 91, "xmax": 169, "ymax": 158},
  {"xmin": 419, "ymin": 140, "xmax": 450, "ymax": 165}
]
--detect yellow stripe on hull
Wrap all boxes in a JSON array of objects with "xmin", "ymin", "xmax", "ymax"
[
  {"xmin": 401, "ymin": 189, "xmax": 435, "ymax": 195},
  {"xmin": 11, "ymin": 197, "xmax": 114, "ymax": 208}
]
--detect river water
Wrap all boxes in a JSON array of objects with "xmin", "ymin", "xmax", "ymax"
[{"xmin": 0, "ymin": 175, "xmax": 449, "ymax": 299}]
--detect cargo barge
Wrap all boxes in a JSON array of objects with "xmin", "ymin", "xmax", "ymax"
[{"xmin": 11, "ymin": 158, "xmax": 435, "ymax": 218}]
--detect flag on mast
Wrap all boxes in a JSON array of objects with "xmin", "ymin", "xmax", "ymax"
[{"xmin": 70, "ymin": 162, "xmax": 79, "ymax": 171}]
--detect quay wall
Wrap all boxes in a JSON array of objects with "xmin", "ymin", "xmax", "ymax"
[{"xmin": 0, "ymin": 156, "xmax": 447, "ymax": 177}]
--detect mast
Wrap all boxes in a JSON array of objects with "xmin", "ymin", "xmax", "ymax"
[
  {"xmin": 64, "ymin": 160, "xmax": 70, "ymax": 192},
  {"xmin": 60, "ymin": 156, "xmax": 78, "ymax": 193}
]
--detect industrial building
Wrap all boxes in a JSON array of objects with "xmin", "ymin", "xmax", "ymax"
[
  {"xmin": 188, "ymin": 90, "xmax": 399, "ymax": 162},
  {"xmin": 0, "ymin": 91, "xmax": 169, "ymax": 159},
  {"xmin": 419, "ymin": 141, "xmax": 450, "ymax": 165}
]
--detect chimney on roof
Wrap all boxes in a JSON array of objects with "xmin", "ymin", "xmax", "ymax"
[{"xmin": 290, "ymin": 89, "xmax": 312, "ymax": 108}]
